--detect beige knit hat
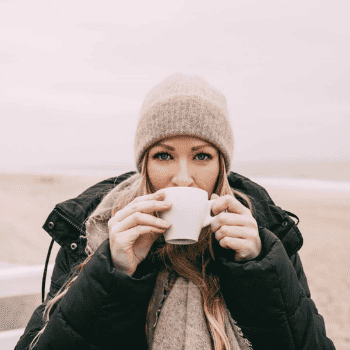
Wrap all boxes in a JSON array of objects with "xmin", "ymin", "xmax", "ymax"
[{"xmin": 134, "ymin": 73, "xmax": 234, "ymax": 172}]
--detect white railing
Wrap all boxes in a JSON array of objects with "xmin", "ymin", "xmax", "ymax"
[
  {"xmin": 0, "ymin": 264, "xmax": 54, "ymax": 349},
  {"xmin": 0, "ymin": 329, "xmax": 25, "ymax": 350},
  {"xmin": 0, "ymin": 264, "xmax": 53, "ymax": 298}
]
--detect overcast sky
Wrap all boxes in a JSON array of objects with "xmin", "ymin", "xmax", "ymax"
[{"xmin": 1, "ymin": 0, "xmax": 349, "ymax": 171}]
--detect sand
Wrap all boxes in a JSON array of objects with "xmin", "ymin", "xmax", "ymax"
[{"xmin": 0, "ymin": 172, "xmax": 349, "ymax": 349}]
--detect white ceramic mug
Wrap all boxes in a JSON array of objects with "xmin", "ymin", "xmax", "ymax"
[{"xmin": 160, "ymin": 187, "xmax": 216, "ymax": 245}]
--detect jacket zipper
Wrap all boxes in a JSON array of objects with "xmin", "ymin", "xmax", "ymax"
[{"xmin": 54, "ymin": 208, "xmax": 85, "ymax": 235}]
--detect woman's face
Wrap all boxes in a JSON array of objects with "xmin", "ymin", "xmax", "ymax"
[{"xmin": 147, "ymin": 135, "xmax": 220, "ymax": 196}]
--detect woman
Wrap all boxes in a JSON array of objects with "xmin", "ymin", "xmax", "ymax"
[{"xmin": 16, "ymin": 73, "xmax": 335, "ymax": 349}]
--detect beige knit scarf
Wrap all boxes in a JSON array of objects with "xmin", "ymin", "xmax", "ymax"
[{"xmin": 147, "ymin": 268, "xmax": 252, "ymax": 350}]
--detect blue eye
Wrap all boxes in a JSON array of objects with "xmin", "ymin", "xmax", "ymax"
[
  {"xmin": 195, "ymin": 153, "xmax": 211, "ymax": 160},
  {"xmin": 153, "ymin": 152, "xmax": 172, "ymax": 161}
]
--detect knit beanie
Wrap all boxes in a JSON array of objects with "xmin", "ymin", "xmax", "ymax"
[{"xmin": 134, "ymin": 73, "xmax": 234, "ymax": 172}]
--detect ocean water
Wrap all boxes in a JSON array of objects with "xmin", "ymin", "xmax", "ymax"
[{"xmin": 1, "ymin": 164, "xmax": 350, "ymax": 192}]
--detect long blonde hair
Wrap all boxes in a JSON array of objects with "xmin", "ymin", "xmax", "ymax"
[{"xmin": 30, "ymin": 152, "xmax": 253, "ymax": 350}]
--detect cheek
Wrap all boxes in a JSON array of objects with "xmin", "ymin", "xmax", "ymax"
[
  {"xmin": 147, "ymin": 161, "xmax": 170, "ymax": 190},
  {"xmin": 200, "ymin": 160, "xmax": 220, "ymax": 193}
]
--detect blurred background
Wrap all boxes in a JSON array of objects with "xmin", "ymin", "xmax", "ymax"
[{"xmin": 0, "ymin": 0, "xmax": 349, "ymax": 348}]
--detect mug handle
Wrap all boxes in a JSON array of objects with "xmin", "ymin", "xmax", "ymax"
[{"xmin": 202, "ymin": 199, "xmax": 216, "ymax": 227}]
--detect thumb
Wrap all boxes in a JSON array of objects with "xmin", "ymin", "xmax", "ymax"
[{"xmin": 210, "ymin": 193, "xmax": 219, "ymax": 200}]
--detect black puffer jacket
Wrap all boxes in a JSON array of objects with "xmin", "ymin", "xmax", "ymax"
[{"xmin": 15, "ymin": 172, "xmax": 336, "ymax": 350}]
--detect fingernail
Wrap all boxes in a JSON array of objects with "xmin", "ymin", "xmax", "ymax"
[{"xmin": 161, "ymin": 221, "xmax": 171, "ymax": 228}]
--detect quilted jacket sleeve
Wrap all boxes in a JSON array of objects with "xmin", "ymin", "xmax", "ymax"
[
  {"xmin": 15, "ymin": 240, "xmax": 158, "ymax": 350},
  {"xmin": 15, "ymin": 245, "xmax": 79, "ymax": 350},
  {"xmin": 213, "ymin": 228, "xmax": 336, "ymax": 350}
]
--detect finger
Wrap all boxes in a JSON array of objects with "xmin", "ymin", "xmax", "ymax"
[
  {"xmin": 210, "ymin": 212, "xmax": 256, "ymax": 233},
  {"xmin": 132, "ymin": 190, "xmax": 166, "ymax": 203},
  {"xmin": 120, "ymin": 225, "xmax": 166, "ymax": 244},
  {"xmin": 214, "ymin": 225, "xmax": 255, "ymax": 241},
  {"xmin": 110, "ymin": 226, "xmax": 165, "ymax": 258},
  {"xmin": 211, "ymin": 195, "xmax": 250, "ymax": 216},
  {"xmin": 218, "ymin": 237, "xmax": 258, "ymax": 260},
  {"xmin": 109, "ymin": 191, "xmax": 166, "ymax": 228},
  {"xmin": 110, "ymin": 211, "xmax": 171, "ymax": 234},
  {"xmin": 110, "ymin": 198, "xmax": 172, "ymax": 224}
]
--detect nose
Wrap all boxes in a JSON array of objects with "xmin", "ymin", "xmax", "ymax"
[{"xmin": 172, "ymin": 159, "xmax": 194, "ymax": 187}]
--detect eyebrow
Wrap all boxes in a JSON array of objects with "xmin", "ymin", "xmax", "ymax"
[{"xmin": 157, "ymin": 143, "xmax": 210, "ymax": 151}]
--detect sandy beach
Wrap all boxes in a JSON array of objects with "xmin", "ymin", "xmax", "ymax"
[{"xmin": 1, "ymin": 170, "xmax": 349, "ymax": 349}]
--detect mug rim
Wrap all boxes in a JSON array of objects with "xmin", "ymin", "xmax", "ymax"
[{"xmin": 161, "ymin": 186, "xmax": 208, "ymax": 195}]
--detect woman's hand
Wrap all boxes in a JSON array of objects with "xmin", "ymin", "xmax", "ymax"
[
  {"xmin": 210, "ymin": 194, "xmax": 261, "ymax": 261},
  {"xmin": 108, "ymin": 191, "xmax": 172, "ymax": 276}
]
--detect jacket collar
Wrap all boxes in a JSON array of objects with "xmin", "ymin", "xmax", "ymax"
[{"xmin": 42, "ymin": 171, "xmax": 303, "ymax": 259}]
